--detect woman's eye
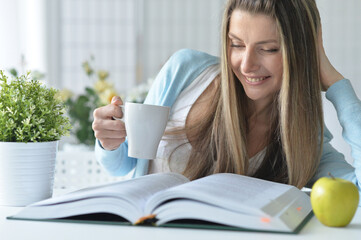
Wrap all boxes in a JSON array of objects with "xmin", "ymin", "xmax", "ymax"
[
  {"xmin": 263, "ymin": 48, "xmax": 279, "ymax": 53},
  {"xmin": 230, "ymin": 43, "xmax": 244, "ymax": 48}
]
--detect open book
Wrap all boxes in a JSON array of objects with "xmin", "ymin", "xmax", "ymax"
[{"xmin": 8, "ymin": 173, "xmax": 312, "ymax": 233}]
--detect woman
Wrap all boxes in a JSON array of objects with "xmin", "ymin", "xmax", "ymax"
[{"xmin": 92, "ymin": 0, "xmax": 360, "ymax": 192}]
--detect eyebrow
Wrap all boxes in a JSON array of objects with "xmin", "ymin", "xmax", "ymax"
[{"xmin": 228, "ymin": 33, "xmax": 278, "ymax": 45}]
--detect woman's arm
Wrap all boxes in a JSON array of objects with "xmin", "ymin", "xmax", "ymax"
[
  {"xmin": 310, "ymin": 25, "xmax": 361, "ymax": 191},
  {"xmin": 95, "ymin": 139, "xmax": 137, "ymax": 176},
  {"xmin": 310, "ymin": 80, "xmax": 361, "ymax": 202},
  {"xmin": 94, "ymin": 49, "xmax": 219, "ymax": 177},
  {"xmin": 318, "ymin": 26, "xmax": 344, "ymax": 90}
]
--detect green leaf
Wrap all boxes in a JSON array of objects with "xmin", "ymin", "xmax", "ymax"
[
  {"xmin": 8, "ymin": 68, "xmax": 18, "ymax": 77},
  {"xmin": 85, "ymin": 87, "xmax": 96, "ymax": 96}
]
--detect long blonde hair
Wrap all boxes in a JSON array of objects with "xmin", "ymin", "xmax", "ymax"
[{"xmin": 179, "ymin": 0, "xmax": 323, "ymax": 188}]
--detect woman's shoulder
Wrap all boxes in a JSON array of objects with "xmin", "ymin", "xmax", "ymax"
[
  {"xmin": 168, "ymin": 48, "xmax": 219, "ymax": 69},
  {"xmin": 144, "ymin": 49, "xmax": 219, "ymax": 107},
  {"xmin": 154, "ymin": 49, "xmax": 219, "ymax": 90},
  {"xmin": 171, "ymin": 48, "xmax": 219, "ymax": 59}
]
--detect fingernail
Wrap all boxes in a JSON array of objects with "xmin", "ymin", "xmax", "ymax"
[{"xmin": 111, "ymin": 96, "xmax": 120, "ymax": 103}]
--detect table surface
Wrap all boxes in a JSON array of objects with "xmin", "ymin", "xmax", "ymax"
[{"xmin": 1, "ymin": 192, "xmax": 360, "ymax": 240}]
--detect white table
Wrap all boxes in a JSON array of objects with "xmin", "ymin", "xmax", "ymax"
[{"xmin": 1, "ymin": 201, "xmax": 360, "ymax": 240}]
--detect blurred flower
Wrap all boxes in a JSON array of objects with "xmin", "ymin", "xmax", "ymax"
[
  {"xmin": 94, "ymin": 79, "xmax": 113, "ymax": 93},
  {"xmin": 97, "ymin": 70, "xmax": 109, "ymax": 81},
  {"xmin": 82, "ymin": 61, "xmax": 94, "ymax": 76},
  {"xmin": 55, "ymin": 89, "xmax": 73, "ymax": 102},
  {"xmin": 93, "ymin": 73, "xmax": 118, "ymax": 105},
  {"xmin": 99, "ymin": 88, "xmax": 118, "ymax": 105},
  {"xmin": 63, "ymin": 56, "xmax": 118, "ymax": 146},
  {"xmin": 126, "ymin": 78, "xmax": 154, "ymax": 103}
]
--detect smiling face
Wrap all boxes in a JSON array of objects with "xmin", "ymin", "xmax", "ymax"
[{"xmin": 228, "ymin": 10, "xmax": 283, "ymax": 108}]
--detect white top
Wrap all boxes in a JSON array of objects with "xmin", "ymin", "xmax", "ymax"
[{"xmin": 148, "ymin": 65, "xmax": 265, "ymax": 175}]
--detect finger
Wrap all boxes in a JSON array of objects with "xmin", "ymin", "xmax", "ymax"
[
  {"xmin": 93, "ymin": 104, "xmax": 123, "ymax": 120},
  {"xmin": 92, "ymin": 119, "xmax": 125, "ymax": 132},
  {"xmin": 111, "ymin": 96, "xmax": 123, "ymax": 106},
  {"xmin": 94, "ymin": 129, "xmax": 127, "ymax": 139},
  {"xmin": 111, "ymin": 96, "xmax": 124, "ymax": 119}
]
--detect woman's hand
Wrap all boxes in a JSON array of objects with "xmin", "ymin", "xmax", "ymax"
[
  {"xmin": 318, "ymin": 26, "xmax": 344, "ymax": 91},
  {"xmin": 92, "ymin": 96, "xmax": 126, "ymax": 150}
]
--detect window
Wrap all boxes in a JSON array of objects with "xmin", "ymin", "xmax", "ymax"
[{"xmin": 46, "ymin": 0, "xmax": 224, "ymax": 96}]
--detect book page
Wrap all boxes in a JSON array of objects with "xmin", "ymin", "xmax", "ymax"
[
  {"xmin": 37, "ymin": 172, "xmax": 187, "ymax": 207},
  {"xmin": 153, "ymin": 199, "xmax": 291, "ymax": 232},
  {"xmin": 145, "ymin": 173, "xmax": 298, "ymax": 216},
  {"xmin": 14, "ymin": 172, "xmax": 189, "ymax": 222}
]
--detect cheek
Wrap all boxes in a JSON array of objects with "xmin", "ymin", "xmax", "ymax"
[
  {"xmin": 229, "ymin": 51, "xmax": 242, "ymax": 74},
  {"xmin": 273, "ymin": 64, "xmax": 283, "ymax": 89},
  {"xmin": 266, "ymin": 55, "xmax": 283, "ymax": 78},
  {"xmin": 274, "ymin": 62, "xmax": 283, "ymax": 82}
]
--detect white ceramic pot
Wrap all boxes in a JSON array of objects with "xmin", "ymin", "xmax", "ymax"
[{"xmin": 0, "ymin": 141, "xmax": 58, "ymax": 206}]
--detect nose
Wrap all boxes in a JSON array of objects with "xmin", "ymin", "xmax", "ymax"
[{"xmin": 241, "ymin": 49, "xmax": 259, "ymax": 73}]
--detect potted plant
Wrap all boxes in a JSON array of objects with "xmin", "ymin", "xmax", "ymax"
[{"xmin": 0, "ymin": 70, "xmax": 71, "ymax": 206}]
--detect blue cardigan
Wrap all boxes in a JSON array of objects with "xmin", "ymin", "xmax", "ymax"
[{"xmin": 95, "ymin": 49, "xmax": 361, "ymax": 195}]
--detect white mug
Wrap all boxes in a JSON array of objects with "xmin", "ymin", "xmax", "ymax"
[{"xmin": 114, "ymin": 102, "xmax": 170, "ymax": 159}]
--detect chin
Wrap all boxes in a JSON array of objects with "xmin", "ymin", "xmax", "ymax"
[{"xmin": 243, "ymin": 90, "xmax": 275, "ymax": 104}]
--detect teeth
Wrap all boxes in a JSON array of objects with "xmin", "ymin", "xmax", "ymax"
[{"xmin": 246, "ymin": 77, "xmax": 267, "ymax": 82}]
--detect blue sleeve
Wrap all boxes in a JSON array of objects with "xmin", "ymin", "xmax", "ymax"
[
  {"xmin": 309, "ymin": 79, "xmax": 361, "ymax": 200},
  {"xmin": 143, "ymin": 49, "xmax": 219, "ymax": 107},
  {"xmin": 95, "ymin": 139, "xmax": 136, "ymax": 176},
  {"xmin": 95, "ymin": 49, "xmax": 219, "ymax": 177}
]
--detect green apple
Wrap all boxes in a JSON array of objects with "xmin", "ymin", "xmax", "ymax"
[{"xmin": 310, "ymin": 173, "xmax": 359, "ymax": 227}]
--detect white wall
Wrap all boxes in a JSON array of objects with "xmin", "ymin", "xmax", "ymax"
[
  {"xmin": 317, "ymin": 0, "xmax": 361, "ymax": 164},
  {"xmin": 0, "ymin": 0, "xmax": 46, "ymax": 78},
  {"xmin": 141, "ymin": 0, "xmax": 224, "ymax": 81},
  {"xmin": 48, "ymin": 0, "xmax": 138, "ymax": 94},
  {"xmin": 0, "ymin": 0, "xmax": 21, "ymax": 71},
  {"xmin": 44, "ymin": 0, "xmax": 224, "ymax": 95}
]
